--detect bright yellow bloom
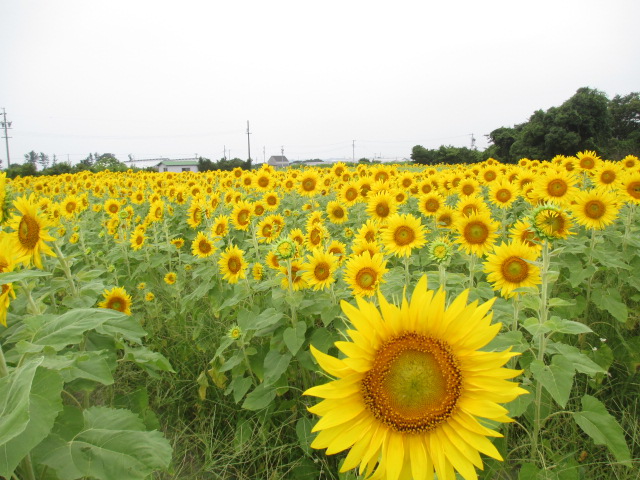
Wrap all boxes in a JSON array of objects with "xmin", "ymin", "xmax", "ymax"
[
  {"xmin": 304, "ymin": 276, "xmax": 525, "ymax": 480},
  {"xmin": 301, "ymin": 248, "xmax": 339, "ymax": 291},
  {"xmin": 98, "ymin": 287, "xmax": 132, "ymax": 315},
  {"xmin": 218, "ymin": 245, "xmax": 247, "ymax": 284},
  {"xmin": 570, "ymin": 188, "xmax": 620, "ymax": 230},
  {"xmin": 366, "ymin": 192, "xmax": 397, "ymax": 223},
  {"xmin": 191, "ymin": 231, "xmax": 216, "ymax": 258},
  {"xmin": 326, "ymin": 200, "xmax": 349, "ymax": 224},
  {"xmin": 380, "ymin": 213, "xmax": 427, "ymax": 258},
  {"xmin": 164, "ymin": 272, "xmax": 177, "ymax": 285},
  {"xmin": 484, "ymin": 241, "xmax": 542, "ymax": 298},
  {"xmin": 343, "ymin": 251, "xmax": 388, "ymax": 298},
  {"xmin": 5, "ymin": 194, "xmax": 56, "ymax": 269},
  {"xmin": 454, "ymin": 211, "xmax": 499, "ymax": 257}
]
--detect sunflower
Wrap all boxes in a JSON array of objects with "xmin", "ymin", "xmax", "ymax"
[
  {"xmin": 192, "ymin": 231, "xmax": 216, "ymax": 258},
  {"xmin": 171, "ymin": 238, "xmax": 185, "ymax": 249},
  {"xmin": 5, "ymin": 194, "xmax": 56, "ymax": 269},
  {"xmin": 256, "ymin": 217, "xmax": 280, "ymax": 244},
  {"xmin": 304, "ymin": 276, "xmax": 525, "ymax": 480},
  {"xmin": 266, "ymin": 250, "xmax": 282, "ymax": 270},
  {"xmin": 365, "ymin": 192, "xmax": 396, "ymax": 223},
  {"xmin": 0, "ymin": 239, "xmax": 19, "ymax": 327},
  {"xmin": 299, "ymin": 170, "xmax": 321, "ymax": 196},
  {"xmin": 252, "ymin": 262, "xmax": 264, "ymax": 281},
  {"xmin": 98, "ymin": 287, "xmax": 132, "ymax": 315},
  {"xmin": 530, "ymin": 203, "xmax": 574, "ymax": 241},
  {"xmin": 570, "ymin": 188, "xmax": 620, "ymax": 230},
  {"xmin": 279, "ymin": 259, "xmax": 308, "ymax": 291},
  {"xmin": 254, "ymin": 170, "xmax": 273, "ymax": 191},
  {"xmin": 218, "ymin": 245, "xmax": 248, "ymax": 284},
  {"xmin": 211, "ymin": 214, "xmax": 230, "ymax": 238},
  {"xmin": 488, "ymin": 180, "xmax": 518, "ymax": 209},
  {"xmin": 301, "ymin": 249, "xmax": 339, "ymax": 291},
  {"xmin": 343, "ymin": 251, "xmax": 388, "ymax": 298},
  {"xmin": 576, "ymin": 150, "xmax": 601, "ymax": 172},
  {"xmin": 509, "ymin": 219, "xmax": 542, "ymax": 252},
  {"xmin": 187, "ymin": 201, "xmax": 205, "ymax": 228},
  {"xmin": 289, "ymin": 228, "xmax": 306, "ymax": 248},
  {"xmin": 164, "ymin": 272, "xmax": 177, "ymax": 285},
  {"xmin": 231, "ymin": 200, "xmax": 253, "ymax": 231},
  {"xmin": 620, "ymin": 171, "xmax": 640, "ymax": 204},
  {"xmin": 352, "ymin": 239, "xmax": 382, "ymax": 258},
  {"xmin": 339, "ymin": 182, "xmax": 361, "ymax": 206},
  {"xmin": 130, "ymin": 230, "xmax": 147, "ymax": 251},
  {"xmin": 147, "ymin": 200, "xmax": 164, "ymax": 223},
  {"xmin": 592, "ymin": 161, "xmax": 622, "ymax": 190},
  {"xmin": 418, "ymin": 193, "xmax": 444, "ymax": 217},
  {"xmin": 104, "ymin": 198, "xmax": 121, "ymax": 216},
  {"xmin": 307, "ymin": 224, "xmax": 328, "ymax": 251},
  {"xmin": 457, "ymin": 195, "xmax": 490, "ymax": 218},
  {"xmin": 61, "ymin": 194, "xmax": 82, "ymax": 218},
  {"xmin": 428, "ymin": 237, "xmax": 454, "ymax": 263},
  {"xmin": 252, "ymin": 200, "xmax": 267, "ymax": 217},
  {"xmin": 531, "ymin": 169, "xmax": 578, "ymax": 206},
  {"xmin": 458, "ymin": 178, "xmax": 480, "ymax": 198},
  {"xmin": 355, "ymin": 219, "xmax": 380, "ymax": 244},
  {"xmin": 263, "ymin": 192, "xmax": 280, "ymax": 211},
  {"xmin": 326, "ymin": 200, "xmax": 349, "ymax": 224},
  {"xmin": 454, "ymin": 211, "xmax": 499, "ymax": 257},
  {"xmin": 435, "ymin": 206, "xmax": 457, "ymax": 230},
  {"xmin": 327, "ymin": 240, "xmax": 347, "ymax": 264},
  {"xmin": 484, "ymin": 241, "xmax": 541, "ymax": 298},
  {"xmin": 381, "ymin": 213, "xmax": 427, "ymax": 258},
  {"xmin": 145, "ymin": 292, "xmax": 155, "ymax": 302},
  {"xmin": 621, "ymin": 155, "xmax": 638, "ymax": 170}
]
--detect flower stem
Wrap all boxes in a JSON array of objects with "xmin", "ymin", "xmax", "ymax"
[
  {"xmin": 19, "ymin": 281, "xmax": 41, "ymax": 315},
  {"xmin": 53, "ymin": 241, "xmax": 79, "ymax": 297},
  {"xmin": 468, "ymin": 254, "xmax": 477, "ymax": 289},
  {"xmin": 531, "ymin": 240, "xmax": 551, "ymax": 464}
]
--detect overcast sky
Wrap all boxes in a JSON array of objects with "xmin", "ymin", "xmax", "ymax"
[{"xmin": 1, "ymin": 0, "xmax": 639, "ymax": 166}]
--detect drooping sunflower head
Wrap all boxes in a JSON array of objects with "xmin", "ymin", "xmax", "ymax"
[
  {"xmin": 304, "ymin": 275, "xmax": 525, "ymax": 480},
  {"xmin": 98, "ymin": 287, "xmax": 132, "ymax": 315},
  {"xmin": 274, "ymin": 238, "xmax": 297, "ymax": 260}
]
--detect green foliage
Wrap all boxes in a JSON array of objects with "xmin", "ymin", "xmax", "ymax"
[
  {"xmin": 198, "ymin": 156, "xmax": 252, "ymax": 171},
  {"xmin": 411, "ymin": 144, "xmax": 482, "ymax": 165}
]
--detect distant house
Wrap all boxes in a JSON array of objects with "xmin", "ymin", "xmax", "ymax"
[
  {"xmin": 156, "ymin": 158, "xmax": 200, "ymax": 173},
  {"xmin": 267, "ymin": 155, "xmax": 290, "ymax": 168}
]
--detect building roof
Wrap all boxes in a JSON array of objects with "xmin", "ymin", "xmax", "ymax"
[
  {"xmin": 268, "ymin": 155, "xmax": 289, "ymax": 164},
  {"xmin": 157, "ymin": 158, "xmax": 199, "ymax": 166}
]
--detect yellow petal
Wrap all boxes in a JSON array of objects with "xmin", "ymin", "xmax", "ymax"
[
  {"xmin": 409, "ymin": 435, "xmax": 433, "ymax": 480},
  {"xmin": 311, "ymin": 397, "xmax": 365, "ymax": 432},
  {"xmin": 435, "ymin": 428, "xmax": 478, "ymax": 480},
  {"xmin": 308, "ymin": 344, "xmax": 354, "ymax": 378},
  {"xmin": 384, "ymin": 431, "xmax": 405, "ymax": 480},
  {"xmin": 304, "ymin": 374, "xmax": 362, "ymax": 399}
]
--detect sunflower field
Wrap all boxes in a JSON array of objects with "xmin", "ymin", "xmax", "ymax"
[{"xmin": 1, "ymin": 151, "xmax": 639, "ymax": 480}]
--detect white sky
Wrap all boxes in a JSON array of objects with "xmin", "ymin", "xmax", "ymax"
[{"xmin": 1, "ymin": 0, "xmax": 639, "ymax": 165}]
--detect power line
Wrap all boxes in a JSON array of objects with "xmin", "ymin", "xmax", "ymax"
[{"xmin": 1, "ymin": 108, "xmax": 12, "ymax": 167}]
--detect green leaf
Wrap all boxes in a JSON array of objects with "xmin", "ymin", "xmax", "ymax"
[
  {"xmin": 283, "ymin": 322, "xmax": 307, "ymax": 356},
  {"xmin": 234, "ymin": 418, "xmax": 253, "ymax": 453},
  {"xmin": 546, "ymin": 344, "xmax": 606, "ymax": 376},
  {"xmin": 0, "ymin": 269, "xmax": 52, "ymax": 284},
  {"xmin": 96, "ymin": 312, "xmax": 147, "ymax": 344},
  {"xmin": 523, "ymin": 317, "xmax": 551, "ymax": 337},
  {"xmin": 123, "ymin": 345, "xmax": 175, "ymax": 375},
  {"xmin": 0, "ymin": 367, "xmax": 64, "ymax": 479},
  {"xmin": 242, "ymin": 383, "xmax": 276, "ymax": 411},
  {"xmin": 530, "ymin": 356, "xmax": 575, "ymax": 408},
  {"xmin": 0, "ymin": 358, "xmax": 43, "ymax": 446},
  {"xmin": 41, "ymin": 350, "xmax": 115, "ymax": 385},
  {"xmin": 263, "ymin": 350, "xmax": 292, "ymax": 386},
  {"xmin": 518, "ymin": 463, "xmax": 542, "ymax": 480},
  {"xmin": 548, "ymin": 297, "xmax": 576, "ymax": 308},
  {"xmin": 592, "ymin": 289, "xmax": 628, "ymax": 323},
  {"xmin": 25, "ymin": 308, "xmax": 127, "ymax": 351},
  {"xmin": 231, "ymin": 376, "xmax": 253, "ymax": 403},
  {"xmin": 504, "ymin": 385, "xmax": 533, "ymax": 417},
  {"xmin": 572, "ymin": 395, "xmax": 631, "ymax": 465},
  {"xmin": 545, "ymin": 316, "xmax": 592, "ymax": 335},
  {"xmin": 37, "ymin": 406, "xmax": 172, "ymax": 480}
]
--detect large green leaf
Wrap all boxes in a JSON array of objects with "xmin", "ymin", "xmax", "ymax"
[
  {"xmin": 0, "ymin": 270, "xmax": 52, "ymax": 284},
  {"xmin": 0, "ymin": 358, "xmax": 43, "ymax": 446},
  {"xmin": 263, "ymin": 350, "xmax": 292, "ymax": 386},
  {"xmin": 572, "ymin": 395, "xmax": 631, "ymax": 465},
  {"xmin": 36, "ymin": 406, "xmax": 172, "ymax": 480},
  {"xmin": 283, "ymin": 322, "xmax": 307, "ymax": 356},
  {"xmin": 122, "ymin": 345, "xmax": 175, "ymax": 375},
  {"xmin": 22, "ymin": 308, "xmax": 126, "ymax": 351},
  {"xmin": 242, "ymin": 383, "xmax": 276, "ymax": 411},
  {"xmin": 530, "ymin": 356, "xmax": 575, "ymax": 408},
  {"xmin": 592, "ymin": 289, "xmax": 628, "ymax": 323},
  {"xmin": 95, "ymin": 311, "xmax": 147, "ymax": 344},
  {"xmin": 41, "ymin": 350, "xmax": 115, "ymax": 385},
  {"xmin": 0, "ymin": 367, "xmax": 63, "ymax": 478}
]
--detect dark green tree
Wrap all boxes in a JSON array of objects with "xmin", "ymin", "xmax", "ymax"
[{"xmin": 609, "ymin": 92, "xmax": 640, "ymax": 157}]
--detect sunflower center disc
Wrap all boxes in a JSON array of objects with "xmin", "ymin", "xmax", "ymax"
[
  {"xmin": 464, "ymin": 222, "xmax": 489, "ymax": 244},
  {"xmin": 362, "ymin": 333, "xmax": 462, "ymax": 433},
  {"xmin": 497, "ymin": 189, "xmax": 511, "ymax": 202},
  {"xmin": 355, "ymin": 268, "xmax": 377, "ymax": 289},
  {"xmin": 303, "ymin": 179, "xmax": 315, "ymax": 191},
  {"xmin": 333, "ymin": 208, "xmax": 344, "ymax": 218},
  {"xmin": 108, "ymin": 299, "xmax": 123, "ymax": 311},
  {"xmin": 18, "ymin": 215, "xmax": 41, "ymax": 250},
  {"xmin": 199, "ymin": 241, "xmax": 212, "ymax": 253},
  {"xmin": 314, "ymin": 262, "xmax": 330, "ymax": 281},
  {"xmin": 376, "ymin": 204, "xmax": 390, "ymax": 217},
  {"xmin": 585, "ymin": 200, "xmax": 605, "ymax": 219},
  {"xmin": 228, "ymin": 258, "xmax": 240, "ymax": 273},
  {"xmin": 629, "ymin": 182, "xmax": 640, "ymax": 199},
  {"xmin": 548, "ymin": 180, "xmax": 568, "ymax": 196},
  {"xmin": 394, "ymin": 226, "xmax": 415, "ymax": 246},
  {"xmin": 501, "ymin": 256, "xmax": 529, "ymax": 283},
  {"xmin": 600, "ymin": 171, "xmax": 615, "ymax": 184}
]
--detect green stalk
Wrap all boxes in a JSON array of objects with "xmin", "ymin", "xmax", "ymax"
[
  {"xmin": 0, "ymin": 341, "xmax": 9, "ymax": 378},
  {"xmin": 19, "ymin": 281, "xmax": 41, "ymax": 315},
  {"xmin": 286, "ymin": 259, "xmax": 297, "ymax": 327},
  {"xmin": 438, "ymin": 263, "xmax": 446, "ymax": 289},
  {"xmin": 531, "ymin": 240, "xmax": 551, "ymax": 464},
  {"xmin": 53, "ymin": 241, "xmax": 79, "ymax": 297},
  {"xmin": 468, "ymin": 253, "xmax": 477, "ymax": 289}
]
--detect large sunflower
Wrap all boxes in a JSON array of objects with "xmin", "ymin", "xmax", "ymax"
[
  {"xmin": 531, "ymin": 169, "xmax": 578, "ymax": 206},
  {"xmin": 326, "ymin": 200, "xmax": 349, "ymax": 224},
  {"xmin": 218, "ymin": 245, "xmax": 248, "ymax": 284},
  {"xmin": 98, "ymin": 287, "xmax": 132, "ymax": 315},
  {"xmin": 484, "ymin": 241, "xmax": 541, "ymax": 298},
  {"xmin": 380, "ymin": 213, "xmax": 427, "ymax": 258},
  {"xmin": 231, "ymin": 200, "xmax": 253, "ymax": 231},
  {"xmin": 366, "ymin": 192, "xmax": 397, "ymax": 223},
  {"xmin": 5, "ymin": 194, "xmax": 56, "ymax": 269},
  {"xmin": 570, "ymin": 188, "xmax": 620, "ymax": 230},
  {"xmin": 191, "ymin": 231, "xmax": 216, "ymax": 258},
  {"xmin": 304, "ymin": 276, "xmax": 525, "ymax": 480}
]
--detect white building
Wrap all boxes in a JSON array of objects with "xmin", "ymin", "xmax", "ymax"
[
  {"xmin": 156, "ymin": 158, "xmax": 200, "ymax": 172},
  {"xmin": 267, "ymin": 155, "xmax": 290, "ymax": 168}
]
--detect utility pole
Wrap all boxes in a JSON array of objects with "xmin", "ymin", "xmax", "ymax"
[
  {"xmin": 246, "ymin": 121, "xmax": 252, "ymax": 162},
  {"xmin": 1, "ymin": 108, "xmax": 12, "ymax": 167},
  {"xmin": 470, "ymin": 133, "xmax": 476, "ymax": 150},
  {"xmin": 223, "ymin": 145, "xmax": 227, "ymax": 160},
  {"xmin": 263, "ymin": 146, "xmax": 266, "ymax": 165},
  {"xmin": 352, "ymin": 140, "xmax": 355, "ymax": 162},
  {"xmin": 281, "ymin": 146, "xmax": 284, "ymax": 160}
]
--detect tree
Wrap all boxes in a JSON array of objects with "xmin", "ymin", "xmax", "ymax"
[
  {"xmin": 410, "ymin": 145, "xmax": 437, "ymax": 165},
  {"xmin": 93, "ymin": 153, "xmax": 126, "ymax": 172},
  {"xmin": 24, "ymin": 151, "xmax": 39, "ymax": 167},
  {"xmin": 485, "ymin": 127, "xmax": 519, "ymax": 163},
  {"xmin": 609, "ymin": 92, "xmax": 640, "ymax": 157},
  {"xmin": 38, "ymin": 152, "xmax": 50, "ymax": 170}
]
